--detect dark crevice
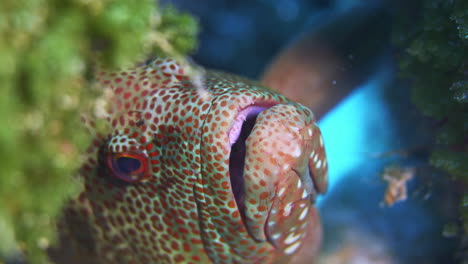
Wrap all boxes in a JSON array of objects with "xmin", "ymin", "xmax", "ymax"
[{"xmin": 228, "ymin": 104, "xmax": 273, "ymax": 225}]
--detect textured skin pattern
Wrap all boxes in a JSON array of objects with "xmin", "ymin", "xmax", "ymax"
[{"xmin": 56, "ymin": 58, "xmax": 328, "ymax": 264}]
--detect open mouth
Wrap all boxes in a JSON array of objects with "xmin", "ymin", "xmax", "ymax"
[{"xmin": 228, "ymin": 103, "xmax": 276, "ymax": 220}]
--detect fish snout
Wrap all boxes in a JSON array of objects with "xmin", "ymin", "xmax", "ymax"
[{"xmin": 229, "ymin": 102, "xmax": 328, "ymax": 259}]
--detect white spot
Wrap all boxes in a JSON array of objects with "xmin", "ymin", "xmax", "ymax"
[
  {"xmin": 197, "ymin": 87, "xmax": 212, "ymax": 101},
  {"xmin": 61, "ymin": 94, "xmax": 78, "ymax": 109},
  {"xmin": 37, "ymin": 237, "xmax": 50, "ymax": 249},
  {"xmin": 93, "ymin": 97, "xmax": 111, "ymax": 119},
  {"xmin": 284, "ymin": 241, "xmax": 302, "ymax": 255},
  {"xmin": 268, "ymin": 221, "xmax": 276, "ymax": 227},
  {"xmin": 316, "ymin": 160, "xmax": 322, "ymax": 169},
  {"xmin": 271, "ymin": 208, "xmax": 277, "ymax": 215},
  {"xmin": 272, "ymin": 233, "xmax": 281, "ymax": 240},
  {"xmin": 283, "ymin": 202, "xmax": 293, "ymax": 216},
  {"xmin": 319, "ymin": 136, "xmax": 323, "ymax": 146},
  {"xmin": 278, "ymin": 187, "xmax": 286, "ymax": 197},
  {"xmin": 299, "ymin": 203, "xmax": 306, "ymax": 208},
  {"xmin": 298, "ymin": 207, "xmax": 308, "ymax": 221},
  {"xmin": 291, "ymin": 145, "xmax": 302, "ymax": 157},
  {"xmin": 301, "ymin": 190, "xmax": 308, "ymax": 199},
  {"xmin": 297, "ymin": 179, "xmax": 302, "ymax": 189},
  {"xmin": 290, "ymin": 126, "xmax": 300, "ymax": 132},
  {"xmin": 282, "ymin": 164, "xmax": 290, "ymax": 171},
  {"xmin": 308, "ymin": 128, "xmax": 313, "ymax": 137},
  {"xmin": 309, "ymin": 151, "xmax": 315, "ymax": 159},
  {"xmin": 313, "ymin": 154, "xmax": 318, "ymax": 163},
  {"xmin": 284, "ymin": 232, "xmax": 302, "ymax": 245}
]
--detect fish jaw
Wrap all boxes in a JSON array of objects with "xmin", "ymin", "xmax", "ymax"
[
  {"xmin": 241, "ymin": 103, "xmax": 327, "ymax": 262},
  {"xmin": 198, "ymin": 74, "xmax": 328, "ymax": 263},
  {"xmin": 196, "ymin": 74, "xmax": 285, "ymax": 263}
]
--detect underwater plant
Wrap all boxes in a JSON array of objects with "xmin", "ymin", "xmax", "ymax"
[
  {"xmin": 0, "ymin": 0, "xmax": 197, "ymax": 263},
  {"xmin": 393, "ymin": 0, "xmax": 467, "ymax": 260}
]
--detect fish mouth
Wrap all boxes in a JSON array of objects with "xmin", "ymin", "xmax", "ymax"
[{"xmin": 228, "ymin": 103, "xmax": 277, "ymax": 221}]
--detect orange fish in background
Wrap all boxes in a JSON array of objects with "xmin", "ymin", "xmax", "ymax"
[{"xmin": 49, "ymin": 4, "xmax": 387, "ymax": 264}]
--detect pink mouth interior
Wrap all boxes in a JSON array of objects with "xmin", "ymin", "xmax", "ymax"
[
  {"xmin": 228, "ymin": 106, "xmax": 270, "ymax": 146},
  {"xmin": 228, "ymin": 103, "xmax": 275, "ymax": 222}
]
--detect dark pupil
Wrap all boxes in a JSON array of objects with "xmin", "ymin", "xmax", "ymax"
[{"xmin": 116, "ymin": 157, "xmax": 141, "ymax": 174}]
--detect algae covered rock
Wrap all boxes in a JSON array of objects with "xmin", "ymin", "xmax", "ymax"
[{"xmin": 0, "ymin": 1, "xmax": 197, "ymax": 263}]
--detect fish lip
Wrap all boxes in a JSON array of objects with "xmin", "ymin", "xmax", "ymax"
[
  {"xmin": 228, "ymin": 101, "xmax": 278, "ymax": 222},
  {"xmin": 227, "ymin": 102, "xmax": 279, "ymax": 147},
  {"xmin": 227, "ymin": 101, "xmax": 320, "ymax": 203}
]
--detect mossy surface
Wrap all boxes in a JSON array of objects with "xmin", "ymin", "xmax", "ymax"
[
  {"xmin": 0, "ymin": 1, "xmax": 197, "ymax": 263},
  {"xmin": 393, "ymin": 0, "xmax": 467, "ymax": 261}
]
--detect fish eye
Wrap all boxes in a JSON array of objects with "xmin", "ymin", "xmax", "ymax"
[
  {"xmin": 106, "ymin": 152, "xmax": 150, "ymax": 183},
  {"xmin": 115, "ymin": 156, "xmax": 141, "ymax": 173}
]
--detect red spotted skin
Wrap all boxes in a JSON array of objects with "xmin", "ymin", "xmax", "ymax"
[{"xmin": 54, "ymin": 58, "xmax": 328, "ymax": 264}]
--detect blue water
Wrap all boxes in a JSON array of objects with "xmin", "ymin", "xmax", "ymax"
[
  {"xmin": 316, "ymin": 61, "xmax": 458, "ymax": 263},
  {"xmin": 317, "ymin": 64, "xmax": 394, "ymax": 205}
]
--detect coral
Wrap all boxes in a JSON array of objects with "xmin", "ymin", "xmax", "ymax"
[{"xmin": 0, "ymin": 0, "xmax": 197, "ymax": 263}]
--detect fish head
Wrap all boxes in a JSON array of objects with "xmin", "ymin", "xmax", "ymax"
[{"xmin": 70, "ymin": 58, "xmax": 328, "ymax": 263}]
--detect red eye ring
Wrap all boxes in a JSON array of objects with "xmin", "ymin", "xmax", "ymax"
[{"xmin": 106, "ymin": 152, "xmax": 151, "ymax": 183}]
